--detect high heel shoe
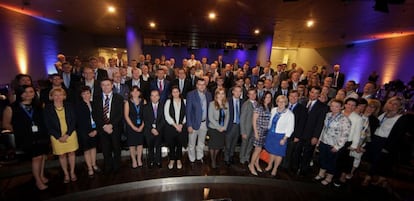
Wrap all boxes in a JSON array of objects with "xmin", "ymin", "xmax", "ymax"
[
  {"xmin": 36, "ymin": 182, "xmax": 48, "ymax": 190},
  {"xmin": 177, "ymin": 160, "xmax": 183, "ymax": 169},
  {"xmin": 321, "ymin": 179, "xmax": 332, "ymax": 186},
  {"xmin": 88, "ymin": 168, "xmax": 94, "ymax": 178},
  {"xmin": 254, "ymin": 164, "xmax": 263, "ymax": 173},
  {"xmin": 63, "ymin": 175, "xmax": 70, "ymax": 184},
  {"xmin": 248, "ymin": 164, "xmax": 258, "ymax": 176}
]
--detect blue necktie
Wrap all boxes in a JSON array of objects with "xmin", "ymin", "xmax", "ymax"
[{"xmin": 235, "ymin": 100, "xmax": 240, "ymax": 124}]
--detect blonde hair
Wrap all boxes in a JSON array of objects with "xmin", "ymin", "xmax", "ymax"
[
  {"xmin": 275, "ymin": 95, "xmax": 288, "ymax": 108},
  {"xmin": 49, "ymin": 87, "xmax": 67, "ymax": 101},
  {"xmin": 367, "ymin": 99, "xmax": 381, "ymax": 117},
  {"xmin": 214, "ymin": 88, "xmax": 227, "ymax": 109}
]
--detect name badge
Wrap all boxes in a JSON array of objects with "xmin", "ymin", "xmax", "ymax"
[
  {"xmin": 136, "ymin": 119, "xmax": 141, "ymax": 125},
  {"xmin": 91, "ymin": 122, "xmax": 96, "ymax": 129},
  {"xmin": 32, "ymin": 125, "xmax": 39, "ymax": 132},
  {"xmin": 152, "ymin": 124, "xmax": 156, "ymax": 128}
]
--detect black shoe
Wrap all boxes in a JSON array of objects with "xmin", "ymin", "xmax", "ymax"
[
  {"xmin": 224, "ymin": 161, "xmax": 231, "ymax": 167},
  {"xmin": 148, "ymin": 162, "xmax": 154, "ymax": 169},
  {"xmin": 157, "ymin": 163, "xmax": 162, "ymax": 168},
  {"xmin": 93, "ymin": 166, "xmax": 102, "ymax": 173}
]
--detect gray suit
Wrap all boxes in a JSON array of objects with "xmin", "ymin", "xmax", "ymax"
[{"xmin": 239, "ymin": 100, "xmax": 256, "ymax": 164}]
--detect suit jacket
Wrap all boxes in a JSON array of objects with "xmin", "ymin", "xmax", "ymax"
[
  {"xmin": 226, "ymin": 97, "xmax": 244, "ymax": 131},
  {"xmin": 208, "ymin": 102, "xmax": 230, "ymax": 131},
  {"xmin": 95, "ymin": 68, "xmax": 108, "ymax": 81},
  {"xmin": 273, "ymin": 88, "xmax": 289, "ymax": 105},
  {"xmin": 75, "ymin": 100, "xmax": 95, "ymax": 136},
  {"xmin": 328, "ymin": 72, "xmax": 345, "ymax": 89},
  {"xmin": 92, "ymin": 93, "xmax": 124, "ymax": 135},
  {"xmin": 142, "ymin": 102, "xmax": 166, "ymax": 135},
  {"xmin": 150, "ymin": 79, "xmax": 171, "ymax": 103},
  {"xmin": 223, "ymin": 71, "xmax": 234, "ymax": 89},
  {"xmin": 170, "ymin": 78, "xmax": 192, "ymax": 98},
  {"xmin": 75, "ymin": 80, "xmax": 102, "ymax": 103},
  {"xmin": 186, "ymin": 89, "xmax": 212, "ymax": 130},
  {"xmin": 290, "ymin": 103, "xmax": 308, "ymax": 139},
  {"xmin": 125, "ymin": 78, "xmax": 150, "ymax": 101},
  {"xmin": 44, "ymin": 102, "xmax": 77, "ymax": 140},
  {"xmin": 299, "ymin": 100, "xmax": 328, "ymax": 140},
  {"xmin": 240, "ymin": 100, "xmax": 256, "ymax": 136},
  {"xmin": 112, "ymin": 83, "xmax": 129, "ymax": 100}
]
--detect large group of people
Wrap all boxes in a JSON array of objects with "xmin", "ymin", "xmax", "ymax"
[{"xmin": 0, "ymin": 53, "xmax": 412, "ymax": 192}]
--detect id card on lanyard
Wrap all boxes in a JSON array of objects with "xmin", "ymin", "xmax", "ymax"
[{"xmin": 21, "ymin": 104, "xmax": 38, "ymax": 132}]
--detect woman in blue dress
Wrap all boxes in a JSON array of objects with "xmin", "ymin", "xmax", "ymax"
[{"xmin": 264, "ymin": 95, "xmax": 294, "ymax": 176}]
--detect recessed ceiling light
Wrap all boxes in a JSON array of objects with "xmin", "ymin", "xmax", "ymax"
[
  {"xmin": 113, "ymin": 48, "xmax": 117, "ymax": 51},
  {"xmin": 208, "ymin": 12, "xmax": 216, "ymax": 20},
  {"xmin": 108, "ymin": 6, "xmax": 116, "ymax": 13},
  {"xmin": 306, "ymin": 20, "xmax": 314, "ymax": 27},
  {"xmin": 149, "ymin": 22, "xmax": 156, "ymax": 28},
  {"xmin": 254, "ymin": 29, "xmax": 260, "ymax": 34}
]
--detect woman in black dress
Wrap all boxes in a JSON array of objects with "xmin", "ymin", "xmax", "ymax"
[
  {"xmin": 124, "ymin": 86, "xmax": 145, "ymax": 168},
  {"xmin": 164, "ymin": 86, "xmax": 187, "ymax": 169},
  {"xmin": 3, "ymin": 85, "xmax": 50, "ymax": 190},
  {"xmin": 75, "ymin": 86, "xmax": 99, "ymax": 177}
]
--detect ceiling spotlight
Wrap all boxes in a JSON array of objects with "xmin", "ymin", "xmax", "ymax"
[
  {"xmin": 107, "ymin": 6, "xmax": 116, "ymax": 13},
  {"xmin": 306, "ymin": 20, "xmax": 314, "ymax": 27},
  {"xmin": 254, "ymin": 29, "xmax": 260, "ymax": 34},
  {"xmin": 149, "ymin": 22, "xmax": 156, "ymax": 28},
  {"xmin": 208, "ymin": 12, "xmax": 216, "ymax": 19},
  {"xmin": 113, "ymin": 48, "xmax": 117, "ymax": 51}
]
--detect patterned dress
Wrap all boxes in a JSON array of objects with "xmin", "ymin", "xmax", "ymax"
[{"xmin": 253, "ymin": 105, "xmax": 271, "ymax": 147}]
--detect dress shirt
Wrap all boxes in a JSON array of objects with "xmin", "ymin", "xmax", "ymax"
[
  {"xmin": 375, "ymin": 113, "xmax": 402, "ymax": 138},
  {"xmin": 102, "ymin": 92, "xmax": 113, "ymax": 119},
  {"xmin": 164, "ymin": 99, "xmax": 186, "ymax": 125}
]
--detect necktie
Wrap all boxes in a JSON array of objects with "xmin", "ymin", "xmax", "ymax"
[
  {"xmin": 159, "ymin": 80, "xmax": 163, "ymax": 92},
  {"xmin": 179, "ymin": 79, "xmax": 183, "ymax": 92},
  {"xmin": 289, "ymin": 104, "xmax": 293, "ymax": 111},
  {"xmin": 64, "ymin": 74, "xmax": 70, "ymax": 88},
  {"xmin": 103, "ymin": 95, "xmax": 110, "ymax": 123},
  {"xmin": 235, "ymin": 100, "xmax": 240, "ymax": 124},
  {"xmin": 153, "ymin": 104, "xmax": 158, "ymax": 119},
  {"xmin": 307, "ymin": 101, "xmax": 313, "ymax": 112},
  {"xmin": 333, "ymin": 73, "xmax": 338, "ymax": 87}
]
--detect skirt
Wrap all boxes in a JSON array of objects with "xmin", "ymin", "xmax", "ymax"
[
  {"xmin": 264, "ymin": 132, "xmax": 286, "ymax": 157},
  {"xmin": 207, "ymin": 129, "xmax": 225, "ymax": 149},
  {"xmin": 50, "ymin": 131, "xmax": 79, "ymax": 155}
]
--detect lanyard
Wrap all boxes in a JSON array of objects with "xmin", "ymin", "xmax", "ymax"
[
  {"xmin": 21, "ymin": 103, "xmax": 34, "ymax": 120},
  {"xmin": 327, "ymin": 113, "xmax": 341, "ymax": 129},
  {"xmin": 133, "ymin": 103, "xmax": 140, "ymax": 117}
]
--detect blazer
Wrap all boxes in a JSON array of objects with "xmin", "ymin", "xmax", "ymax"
[
  {"xmin": 75, "ymin": 100, "xmax": 95, "ymax": 136},
  {"xmin": 186, "ymin": 89, "xmax": 213, "ymax": 130},
  {"xmin": 208, "ymin": 101, "xmax": 230, "ymax": 131},
  {"xmin": 75, "ymin": 80, "xmax": 102, "ymax": 103},
  {"xmin": 44, "ymin": 102, "xmax": 77, "ymax": 140},
  {"xmin": 226, "ymin": 97, "xmax": 243, "ymax": 131},
  {"xmin": 92, "ymin": 93, "xmax": 124, "ymax": 135},
  {"xmin": 95, "ymin": 68, "xmax": 108, "ymax": 81},
  {"xmin": 125, "ymin": 78, "xmax": 151, "ymax": 101},
  {"xmin": 150, "ymin": 79, "xmax": 171, "ymax": 103},
  {"xmin": 299, "ymin": 100, "xmax": 328, "ymax": 140},
  {"xmin": 240, "ymin": 100, "xmax": 256, "ymax": 136},
  {"xmin": 112, "ymin": 83, "xmax": 129, "ymax": 100},
  {"xmin": 170, "ymin": 78, "xmax": 192, "ymax": 98},
  {"xmin": 328, "ymin": 72, "xmax": 345, "ymax": 89},
  {"xmin": 290, "ymin": 103, "xmax": 308, "ymax": 139},
  {"xmin": 142, "ymin": 102, "xmax": 166, "ymax": 135}
]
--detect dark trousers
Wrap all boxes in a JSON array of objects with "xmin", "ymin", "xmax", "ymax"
[
  {"xmin": 164, "ymin": 126, "xmax": 187, "ymax": 160},
  {"xmin": 297, "ymin": 138, "xmax": 316, "ymax": 174},
  {"xmin": 100, "ymin": 131, "xmax": 121, "ymax": 172},
  {"xmin": 224, "ymin": 124, "xmax": 240, "ymax": 162},
  {"xmin": 335, "ymin": 141, "xmax": 353, "ymax": 176},
  {"xmin": 319, "ymin": 142, "xmax": 339, "ymax": 174},
  {"xmin": 281, "ymin": 138, "xmax": 300, "ymax": 171},
  {"xmin": 145, "ymin": 132, "xmax": 162, "ymax": 164}
]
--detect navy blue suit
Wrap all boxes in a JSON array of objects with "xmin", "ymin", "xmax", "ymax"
[
  {"xmin": 150, "ymin": 79, "xmax": 170, "ymax": 103},
  {"xmin": 224, "ymin": 97, "xmax": 243, "ymax": 162},
  {"xmin": 185, "ymin": 89, "xmax": 212, "ymax": 130}
]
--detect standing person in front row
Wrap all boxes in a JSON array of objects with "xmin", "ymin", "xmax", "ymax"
[
  {"xmin": 164, "ymin": 86, "xmax": 187, "ymax": 170},
  {"xmin": 124, "ymin": 86, "xmax": 145, "ymax": 169},
  {"xmin": 44, "ymin": 88, "xmax": 79, "ymax": 183},
  {"xmin": 248, "ymin": 91, "xmax": 271, "ymax": 175},
  {"xmin": 3, "ymin": 85, "xmax": 50, "ymax": 190},
  {"xmin": 143, "ymin": 90, "xmax": 165, "ymax": 168},
  {"xmin": 93, "ymin": 79, "xmax": 124, "ymax": 173},
  {"xmin": 186, "ymin": 78, "xmax": 212, "ymax": 164},
  {"xmin": 207, "ymin": 88, "xmax": 230, "ymax": 168},
  {"xmin": 224, "ymin": 86, "xmax": 243, "ymax": 166},
  {"xmin": 239, "ymin": 88, "xmax": 257, "ymax": 165},
  {"xmin": 76, "ymin": 86, "xmax": 100, "ymax": 177},
  {"xmin": 314, "ymin": 99, "xmax": 351, "ymax": 186},
  {"xmin": 264, "ymin": 95, "xmax": 295, "ymax": 177}
]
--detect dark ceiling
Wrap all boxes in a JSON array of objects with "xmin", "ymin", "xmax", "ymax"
[{"xmin": 1, "ymin": 0, "xmax": 414, "ymax": 48}]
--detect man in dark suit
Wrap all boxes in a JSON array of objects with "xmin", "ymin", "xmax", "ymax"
[
  {"xmin": 296, "ymin": 86, "xmax": 328, "ymax": 176},
  {"xmin": 281, "ymin": 90, "xmax": 308, "ymax": 172},
  {"xmin": 143, "ymin": 90, "xmax": 165, "ymax": 168},
  {"xmin": 170, "ymin": 68, "xmax": 192, "ymax": 98},
  {"xmin": 186, "ymin": 78, "xmax": 212, "ymax": 163},
  {"xmin": 89, "ymin": 56, "xmax": 108, "ymax": 82},
  {"xmin": 61, "ymin": 62, "xmax": 80, "ymax": 103},
  {"xmin": 92, "ymin": 79, "xmax": 124, "ymax": 173},
  {"xmin": 223, "ymin": 64, "xmax": 234, "ymax": 89},
  {"xmin": 273, "ymin": 79, "xmax": 290, "ymax": 105},
  {"xmin": 217, "ymin": 55, "xmax": 226, "ymax": 74},
  {"xmin": 125, "ymin": 68, "xmax": 150, "ymax": 101},
  {"xmin": 328, "ymin": 64, "xmax": 345, "ymax": 90},
  {"xmin": 76, "ymin": 67, "xmax": 102, "ymax": 102},
  {"xmin": 224, "ymin": 86, "xmax": 243, "ymax": 166},
  {"xmin": 150, "ymin": 68, "xmax": 170, "ymax": 103},
  {"xmin": 112, "ymin": 71, "xmax": 129, "ymax": 100}
]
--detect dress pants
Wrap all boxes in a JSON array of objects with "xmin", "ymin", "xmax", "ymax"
[
  {"xmin": 281, "ymin": 138, "xmax": 300, "ymax": 171},
  {"xmin": 297, "ymin": 138, "xmax": 316, "ymax": 175},
  {"xmin": 239, "ymin": 133, "xmax": 254, "ymax": 163},
  {"xmin": 224, "ymin": 123, "xmax": 240, "ymax": 162},
  {"xmin": 165, "ymin": 125, "xmax": 187, "ymax": 160},
  {"xmin": 145, "ymin": 132, "xmax": 162, "ymax": 164},
  {"xmin": 188, "ymin": 122, "xmax": 207, "ymax": 162},
  {"xmin": 100, "ymin": 131, "xmax": 121, "ymax": 172}
]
